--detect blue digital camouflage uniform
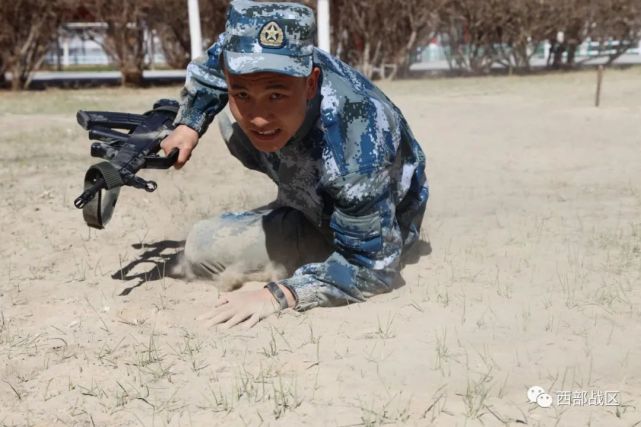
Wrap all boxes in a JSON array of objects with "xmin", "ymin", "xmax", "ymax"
[{"xmin": 175, "ymin": 0, "xmax": 429, "ymax": 311}]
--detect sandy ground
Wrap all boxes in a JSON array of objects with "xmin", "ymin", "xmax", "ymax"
[{"xmin": 1, "ymin": 68, "xmax": 640, "ymax": 426}]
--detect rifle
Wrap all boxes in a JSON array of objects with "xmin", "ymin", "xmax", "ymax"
[{"xmin": 74, "ymin": 99, "xmax": 180, "ymax": 229}]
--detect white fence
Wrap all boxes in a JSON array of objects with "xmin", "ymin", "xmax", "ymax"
[{"xmin": 415, "ymin": 37, "xmax": 641, "ymax": 64}]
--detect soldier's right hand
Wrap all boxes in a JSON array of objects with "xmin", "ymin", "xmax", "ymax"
[{"xmin": 161, "ymin": 125, "xmax": 200, "ymax": 169}]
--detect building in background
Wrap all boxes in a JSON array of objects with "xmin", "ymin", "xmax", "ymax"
[{"xmin": 43, "ymin": 23, "xmax": 167, "ymax": 69}]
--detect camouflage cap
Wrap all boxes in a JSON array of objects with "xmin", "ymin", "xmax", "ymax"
[{"xmin": 222, "ymin": 0, "xmax": 316, "ymax": 77}]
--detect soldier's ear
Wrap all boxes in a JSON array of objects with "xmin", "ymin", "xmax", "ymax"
[{"xmin": 305, "ymin": 67, "xmax": 321, "ymax": 101}]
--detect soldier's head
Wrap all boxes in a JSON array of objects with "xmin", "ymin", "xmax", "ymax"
[{"xmin": 221, "ymin": 0, "xmax": 321, "ymax": 152}]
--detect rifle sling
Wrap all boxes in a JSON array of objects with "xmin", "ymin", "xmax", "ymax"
[{"xmin": 82, "ymin": 161, "xmax": 123, "ymax": 229}]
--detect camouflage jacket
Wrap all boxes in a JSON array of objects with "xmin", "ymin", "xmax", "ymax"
[{"xmin": 175, "ymin": 35, "xmax": 429, "ymax": 311}]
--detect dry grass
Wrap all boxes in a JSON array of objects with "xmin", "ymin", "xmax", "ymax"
[{"xmin": 1, "ymin": 68, "xmax": 641, "ymax": 425}]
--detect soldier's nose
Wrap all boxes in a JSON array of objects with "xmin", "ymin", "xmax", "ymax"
[{"xmin": 250, "ymin": 116, "xmax": 270, "ymax": 128}]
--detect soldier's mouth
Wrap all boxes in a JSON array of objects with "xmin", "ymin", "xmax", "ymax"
[{"xmin": 251, "ymin": 128, "xmax": 281, "ymax": 140}]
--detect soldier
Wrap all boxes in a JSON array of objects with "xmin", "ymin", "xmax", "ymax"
[{"xmin": 161, "ymin": 0, "xmax": 429, "ymax": 329}]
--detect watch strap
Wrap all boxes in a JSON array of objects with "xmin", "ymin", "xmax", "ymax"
[{"xmin": 265, "ymin": 282, "xmax": 289, "ymax": 310}]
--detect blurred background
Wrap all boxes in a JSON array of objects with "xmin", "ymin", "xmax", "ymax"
[{"xmin": 1, "ymin": 0, "xmax": 640, "ymax": 90}]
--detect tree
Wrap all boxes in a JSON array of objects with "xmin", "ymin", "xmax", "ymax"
[
  {"xmin": 148, "ymin": 0, "xmax": 232, "ymax": 68},
  {"xmin": 0, "ymin": 0, "xmax": 69, "ymax": 90},
  {"xmin": 489, "ymin": 0, "xmax": 557, "ymax": 72},
  {"xmin": 434, "ymin": 0, "xmax": 641, "ymax": 73},
  {"xmin": 334, "ymin": 0, "xmax": 440, "ymax": 79},
  {"xmin": 437, "ymin": 0, "xmax": 500, "ymax": 74},
  {"xmin": 547, "ymin": 0, "xmax": 593, "ymax": 68},
  {"xmin": 84, "ymin": 0, "xmax": 151, "ymax": 86},
  {"xmin": 149, "ymin": 0, "xmax": 191, "ymax": 69},
  {"xmin": 0, "ymin": 57, "xmax": 5, "ymax": 88},
  {"xmin": 200, "ymin": 0, "xmax": 233, "ymax": 49},
  {"xmin": 589, "ymin": 0, "xmax": 641, "ymax": 64}
]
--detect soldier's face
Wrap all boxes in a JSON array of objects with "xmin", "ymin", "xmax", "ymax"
[{"xmin": 226, "ymin": 68, "xmax": 320, "ymax": 152}]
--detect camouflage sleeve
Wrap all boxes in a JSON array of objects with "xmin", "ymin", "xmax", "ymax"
[
  {"xmin": 174, "ymin": 33, "xmax": 229, "ymax": 136},
  {"xmin": 278, "ymin": 167, "xmax": 403, "ymax": 311}
]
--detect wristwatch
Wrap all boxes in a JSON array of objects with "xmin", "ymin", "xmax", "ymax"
[{"xmin": 264, "ymin": 282, "xmax": 290, "ymax": 310}]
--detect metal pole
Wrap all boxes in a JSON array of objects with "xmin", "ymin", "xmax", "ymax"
[
  {"xmin": 188, "ymin": 0, "xmax": 203, "ymax": 60},
  {"xmin": 595, "ymin": 65, "xmax": 604, "ymax": 107},
  {"xmin": 317, "ymin": 0, "xmax": 330, "ymax": 53},
  {"xmin": 63, "ymin": 37, "xmax": 70, "ymax": 67}
]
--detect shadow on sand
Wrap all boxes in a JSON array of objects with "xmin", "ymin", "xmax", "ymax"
[
  {"xmin": 111, "ymin": 240, "xmax": 185, "ymax": 296},
  {"xmin": 110, "ymin": 237, "xmax": 432, "ymax": 296}
]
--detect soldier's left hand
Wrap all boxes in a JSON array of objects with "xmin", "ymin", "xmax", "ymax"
[{"xmin": 203, "ymin": 288, "xmax": 283, "ymax": 329}]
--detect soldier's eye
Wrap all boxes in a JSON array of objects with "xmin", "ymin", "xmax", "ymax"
[
  {"xmin": 270, "ymin": 93, "xmax": 285, "ymax": 100},
  {"xmin": 234, "ymin": 92, "xmax": 249, "ymax": 100}
]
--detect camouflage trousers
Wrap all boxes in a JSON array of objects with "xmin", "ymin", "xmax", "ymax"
[
  {"xmin": 183, "ymin": 204, "xmax": 333, "ymax": 281},
  {"xmin": 183, "ymin": 113, "xmax": 333, "ymax": 281}
]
